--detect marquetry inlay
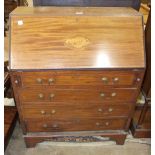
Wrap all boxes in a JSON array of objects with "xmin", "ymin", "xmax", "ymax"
[{"xmin": 64, "ymin": 36, "xmax": 90, "ymax": 50}]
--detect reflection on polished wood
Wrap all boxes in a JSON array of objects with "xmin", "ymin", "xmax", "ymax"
[{"xmin": 10, "ymin": 7, "xmax": 145, "ymax": 70}]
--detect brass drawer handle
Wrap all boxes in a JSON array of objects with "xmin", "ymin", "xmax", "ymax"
[
  {"xmin": 113, "ymin": 77, "xmax": 119, "ymax": 82},
  {"xmin": 38, "ymin": 93, "xmax": 44, "ymax": 99},
  {"xmin": 41, "ymin": 110, "xmax": 46, "ymax": 114},
  {"xmin": 96, "ymin": 122, "xmax": 109, "ymax": 126},
  {"xmin": 105, "ymin": 122, "xmax": 109, "ymax": 126},
  {"xmin": 36, "ymin": 78, "xmax": 42, "ymax": 84},
  {"xmin": 100, "ymin": 93, "xmax": 105, "ymax": 97},
  {"xmin": 50, "ymin": 94, "xmax": 55, "ymax": 99},
  {"xmin": 98, "ymin": 108, "xmax": 103, "ymax": 112},
  {"xmin": 43, "ymin": 124, "xmax": 48, "ymax": 128},
  {"xmin": 137, "ymin": 78, "xmax": 141, "ymax": 82},
  {"xmin": 111, "ymin": 92, "xmax": 116, "ymax": 97},
  {"xmin": 108, "ymin": 108, "xmax": 113, "ymax": 112},
  {"xmin": 96, "ymin": 122, "xmax": 100, "ymax": 126},
  {"xmin": 51, "ymin": 109, "xmax": 56, "ymax": 114},
  {"xmin": 48, "ymin": 78, "xmax": 54, "ymax": 84},
  {"xmin": 101, "ymin": 77, "xmax": 108, "ymax": 84},
  {"xmin": 14, "ymin": 80, "xmax": 18, "ymax": 84},
  {"xmin": 43, "ymin": 124, "xmax": 58, "ymax": 128},
  {"xmin": 52, "ymin": 124, "xmax": 58, "ymax": 128}
]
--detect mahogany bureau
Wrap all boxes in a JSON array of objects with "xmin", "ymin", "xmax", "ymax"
[{"xmin": 9, "ymin": 7, "xmax": 145, "ymax": 147}]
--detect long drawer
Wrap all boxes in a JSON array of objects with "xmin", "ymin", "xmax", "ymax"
[
  {"xmin": 19, "ymin": 88, "xmax": 137, "ymax": 103},
  {"xmin": 25, "ymin": 118, "xmax": 127, "ymax": 132},
  {"xmin": 21, "ymin": 103, "xmax": 132, "ymax": 119},
  {"xmin": 12, "ymin": 70, "xmax": 143, "ymax": 88}
]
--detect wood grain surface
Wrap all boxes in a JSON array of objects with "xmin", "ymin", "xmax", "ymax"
[
  {"xmin": 21, "ymin": 103, "xmax": 132, "ymax": 119},
  {"xmin": 19, "ymin": 70, "xmax": 143, "ymax": 87},
  {"xmin": 25, "ymin": 118, "xmax": 127, "ymax": 132},
  {"xmin": 19, "ymin": 88, "xmax": 137, "ymax": 103},
  {"xmin": 9, "ymin": 7, "xmax": 145, "ymax": 147},
  {"xmin": 10, "ymin": 7, "xmax": 145, "ymax": 69},
  {"xmin": 24, "ymin": 131, "xmax": 127, "ymax": 147},
  {"xmin": 11, "ymin": 7, "xmax": 140, "ymax": 16}
]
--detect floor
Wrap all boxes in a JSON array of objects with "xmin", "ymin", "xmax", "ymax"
[{"xmin": 5, "ymin": 122, "xmax": 150, "ymax": 155}]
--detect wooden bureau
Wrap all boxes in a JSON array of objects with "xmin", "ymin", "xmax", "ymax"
[{"xmin": 9, "ymin": 7, "xmax": 145, "ymax": 147}]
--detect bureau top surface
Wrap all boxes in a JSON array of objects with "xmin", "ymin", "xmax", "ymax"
[
  {"xmin": 11, "ymin": 7, "xmax": 142, "ymax": 16},
  {"xmin": 10, "ymin": 7, "xmax": 145, "ymax": 70}
]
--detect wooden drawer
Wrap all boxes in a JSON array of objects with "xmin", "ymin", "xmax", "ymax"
[
  {"xmin": 25, "ymin": 118, "xmax": 127, "ymax": 132},
  {"xmin": 19, "ymin": 88, "xmax": 137, "ymax": 103},
  {"xmin": 21, "ymin": 103, "xmax": 132, "ymax": 119},
  {"xmin": 15, "ymin": 70, "xmax": 143, "ymax": 88}
]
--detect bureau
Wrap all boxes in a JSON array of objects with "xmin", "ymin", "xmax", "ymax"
[{"xmin": 9, "ymin": 7, "xmax": 145, "ymax": 147}]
